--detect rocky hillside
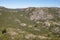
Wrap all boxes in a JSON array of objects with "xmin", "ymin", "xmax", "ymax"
[{"xmin": 0, "ymin": 7, "xmax": 60, "ymax": 40}]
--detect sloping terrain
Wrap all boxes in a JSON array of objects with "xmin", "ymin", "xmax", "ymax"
[{"xmin": 0, "ymin": 7, "xmax": 60, "ymax": 40}]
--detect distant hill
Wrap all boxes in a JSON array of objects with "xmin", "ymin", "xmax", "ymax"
[{"xmin": 0, "ymin": 6, "xmax": 60, "ymax": 40}]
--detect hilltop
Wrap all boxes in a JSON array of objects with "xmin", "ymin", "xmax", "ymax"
[{"xmin": 0, "ymin": 6, "xmax": 60, "ymax": 40}]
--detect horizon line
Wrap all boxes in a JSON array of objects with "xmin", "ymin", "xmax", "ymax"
[{"xmin": 0, "ymin": 6, "xmax": 60, "ymax": 9}]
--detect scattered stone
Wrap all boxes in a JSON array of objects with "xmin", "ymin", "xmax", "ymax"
[
  {"xmin": 51, "ymin": 27, "xmax": 60, "ymax": 33},
  {"xmin": 38, "ymin": 35, "xmax": 48, "ymax": 39},
  {"xmin": 28, "ymin": 25, "xmax": 33, "ymax": 27},
  {"xmin": 36, "ymin": 21, "xmax": 40, "ymax": 24},
  {"xmin": 20, "ymin": 14, "xmax": 23, "ymax": 16},
  {"xmin": 11, "ymin": 37, "xmax": 14, "ymax": 39},
  {"xmin": 17, "ymin": 29, "xmax": 25, "ymax": 33},
  {"xmin": 44, "ymin": 21, "xmax": 51, "ymax": 27},
  {"xmin": 14, "ymin": 18, "xmax": 21, "ymax": 23},
  {"xmin": 25, "ymin": 34, "xmax": 36, "ymax": 39},
  {"xmin": 7, "ymin": 28, "xmax": 18, "ymax": 36},
  {"xmin": 34, "ymin": 28, "xmax": 40, "ymax": 31},
  {"xmin": 46, "ymin": 14, "xmax": 54, "ymax": 19},
  {"xmin": 20, "ymin": 23, "xmax": 27, "ymax": 26}
]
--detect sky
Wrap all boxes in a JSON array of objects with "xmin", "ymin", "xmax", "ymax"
[{"xmin": 0, "ymin": 0, "xmax": 60, "ymax": 8}]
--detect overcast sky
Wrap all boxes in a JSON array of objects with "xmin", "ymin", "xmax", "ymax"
[{"xmin": 0, "ymin": 0, "xmax": 60, "ymax": 8}]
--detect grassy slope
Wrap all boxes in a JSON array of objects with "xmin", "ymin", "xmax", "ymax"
[{"xmin": 0, "ymin": 7, "xmax": 60, "ymax": 40}]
